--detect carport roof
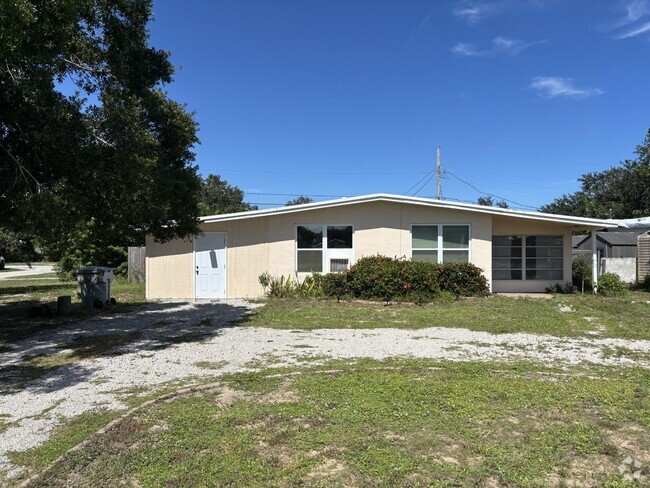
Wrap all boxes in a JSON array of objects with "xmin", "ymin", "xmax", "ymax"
[{"xmin": 199, "ymin": 193, "xmax": 618, "ymax": 230}]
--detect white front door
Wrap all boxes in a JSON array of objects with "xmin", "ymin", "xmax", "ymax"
[{"xmin": 194, "ymin": 233, "xmax": 226, "ymax": 299}]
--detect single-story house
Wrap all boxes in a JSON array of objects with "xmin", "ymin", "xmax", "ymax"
[{"xmin": 145, "ymin": 193, "xmax": 616, "ymax": 299}]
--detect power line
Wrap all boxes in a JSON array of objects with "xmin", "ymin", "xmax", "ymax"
[
  {"xmin": 412, "ymin": 172, "xmax": 437, "ymax": 196},
  {"xmin": 217, "ymin": 169, "xmax": 430, "ymax": 176},
  {"xmin": 404, "ymin": 171, "xmax": 434, "ymax": 195},
  {"xmin": 443, "ymin": 169, "xmax": 538, "ymax": 210},
  {"xmin": 245, "ymin": 191, "xmax": 346, "ymax": 198}
]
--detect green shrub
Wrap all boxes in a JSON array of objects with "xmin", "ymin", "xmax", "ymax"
[
  {"xmin": 572, "ymin": 254, "xmax": 593, "ymax": 293},
  {"xmin": 323, "ymin": 255, "xmax": 489, "ymax": 301},
  {"xmin": 545, "ymin": 282, "xmax": 575, "ymax": 294},
  {"xmin": 259, "ymin": 256, "xmax": 489, "ymax": 302},
  {"xmin": 633, "ymin": 274, "xmax": 650, "ymax": 292},
  {"xmin": 258, "ymin": 272, "xmax": 323, "ymax": 298},
  {"xmin": 597, "ymin": 273, "xmax": 628, "ymax": 296},
  {"xmin": 322, "ymin": 273, "xmax": 348, "ymax": 298}
]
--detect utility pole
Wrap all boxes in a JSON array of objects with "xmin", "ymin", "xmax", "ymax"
[{"xmin": 436, "ymin": 145, "xmax": 442, "ymax": 200}]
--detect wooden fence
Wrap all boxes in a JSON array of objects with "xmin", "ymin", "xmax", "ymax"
[{"xmin": 128, "ymin": 246, "xmax": 146, "ymax": 284}]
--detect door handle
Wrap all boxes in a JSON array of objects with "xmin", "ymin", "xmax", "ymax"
[{"xmin": 196, "ymin": 266, "xmax": 199, "ymax": 275}]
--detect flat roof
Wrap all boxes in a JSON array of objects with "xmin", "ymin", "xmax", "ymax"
[{"xmin": 199, "ymin": 193, "xmax": 618, "ymax": 229}]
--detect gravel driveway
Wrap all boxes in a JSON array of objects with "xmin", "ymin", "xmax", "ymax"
[{"xmin": 2, "ymin": 300, "xmax": 650, "ymax": 478}]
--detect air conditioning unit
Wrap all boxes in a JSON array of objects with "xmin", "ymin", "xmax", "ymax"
[{"xmin": 330, "ymin": 258, "xmax": 349, "ymax": 273}]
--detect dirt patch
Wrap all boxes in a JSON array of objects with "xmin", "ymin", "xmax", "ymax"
[
  {"xmin": 609, "ymin": 426, "xmax": 650, "ymax": 464},
  {"xmin": 548, "ymin": 454, "xmax": 618, "ymax": 487},
  {"xmin": 148, "ymin": 421, "xmax": 169, "ymax": 434},
  {"xmin": 484, "ymin": 477, "xmax": 501, "ymax": 487},
  {"xmin": 213, "ymin": 386, "xmax": 255, "ymax": 407},
  {"xmin": 382, "ymin": 431, "xmax": 406, "ymax": 442},
  {"xmin": 308, "ymin": 458, "xmax": 347, "ymax": 478},
  {"xmin": 259, "ymin": 380, "xmax": 301, "ymax": 404},
  {"xmin": 256, "ymin": 442, "xmax": 296, "ymax": 467},
  {"xmin": 307, "ymin": 446, "xmax": 345, "ymax": 458},
  {"xmin": 103, "ymin": 418, "xmax": 145, "ymax": 449}
]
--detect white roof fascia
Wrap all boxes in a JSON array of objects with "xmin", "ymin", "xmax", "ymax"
[
  {"xmin": 609, "ymin": 217, "xmax": 650, "ymax": 229},
  {"xmin": 199, "ymin": 193, "xmax": 618, "ymax": 229}
]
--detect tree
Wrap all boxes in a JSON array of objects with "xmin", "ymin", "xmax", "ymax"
[
  {"xmin": 286, "ymin": 195, "xmax": 314, "ymax": 206},
  {"xmin": 476, "ymin": 196, "xmax": 509, "ymax": 208},
  {"xmin": 199, "ymin": 175, "xmax": 257, "ymax": 215},
  {"xmin": 540, "ymin": 129, "xmax": 650, "ymax": 218},
  {"xmin": 1, "ymin": 0, "xmax": 201, "ymax": 273}
]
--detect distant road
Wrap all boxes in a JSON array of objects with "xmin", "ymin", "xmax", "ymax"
[{"xmin": 0, "ymin": 265, "xmax": 55, "ymax": 281}]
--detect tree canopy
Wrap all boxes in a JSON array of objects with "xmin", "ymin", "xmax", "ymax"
[
  {"xmin": 285, "ymin": 195, "xmax": 314, "ymax": 206},
  {"xmin": 540, "ymin": 130, "xmax": 650, "ymax": 218},
  {"xmin": 1, "ymin": 0, "xmax": 201, "ymax": 271},
  {"xmin": 199, "ymin": 175, "xmax": 257, "ymax": 215},
  {"xmin": 476, "ymin": 196, "xmax": 509, "ymax": 208}
]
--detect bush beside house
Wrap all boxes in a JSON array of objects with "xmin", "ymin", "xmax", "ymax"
[
  {"xmin": 597, "ymin": 273, "xmax": 628, "ymax": 296},
  {"xmin": 259, "ymin": 255, "xmax": 490, "ymax": 301}
]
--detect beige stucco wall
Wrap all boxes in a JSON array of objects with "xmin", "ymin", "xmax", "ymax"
[
  {"xmin": 201, "ymin": 217, "xmax": 270, "ymax": 297},
  {"xmin": 145, "ymin": 201, "xmax": 583, "ymax": 299},
  {"xmin": 145, "ymin": 236, "xmax": 193, "ymax": 299},
  {"xmin": 491, "ymin": 216, "xmax": 574, "ymax": 293},
  {"xmin": 266, "ymin": 201, "xmax": 493, "ymax": 286},
  {"xmin": 145, "ymin": 202, "xmax": 493, "ymax": 299}
]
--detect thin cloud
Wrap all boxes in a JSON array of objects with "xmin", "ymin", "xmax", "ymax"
[
  {"xmin": 452, "ymin": 0, "xmax": 548, "ymax": 24},
  {"xmin": 530, "ymin": 77, "xmax": 604, "ymax": 99},
  {"xmin": 613, "ymin": 0, "xmax": 650, "ymax": 27},
  {"xmin": 452, "ymin": 1, "xmax": 500, "ymax": 24},
  {"xmin": 406, "ymin": 14, "xmax": 432, "ymax": 46},
  {"xmin": 611, "ymin": 1, "xmax": 650, "ymax": 39},
  {"xmin": 617, "ymin": 20, "xmax": 650, "ymax": 38},
  {"xmin": 452, "ymin": 37, "xmax": 544, "ymax": 57},
  {"xmin": 451, "ymin": 43, "xmax": 482, "ymax": 56}
]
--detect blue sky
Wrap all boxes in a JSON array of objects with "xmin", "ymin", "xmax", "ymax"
[{"xmin": 147, "ymin": 0, "xmax": 650, "ymax": 209}]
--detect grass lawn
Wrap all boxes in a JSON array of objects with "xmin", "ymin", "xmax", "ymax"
[
  {"xmin": 0, "ymin": 273, "xmax": 146, "ymax": 340},
  {"xmin": 14, "ymin": 359, "xmax": 650, "ymax": 487},
  {"xmin": 243, "ymin": 292, "xmax": 650, "ymax": 340}
]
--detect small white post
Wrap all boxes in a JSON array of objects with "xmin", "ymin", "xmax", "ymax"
[{"xmin": 591, "ymin": 230, "xmax": 598, "ymax": 294}]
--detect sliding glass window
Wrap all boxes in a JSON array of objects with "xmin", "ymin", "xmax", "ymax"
[{"xmin": 492, "ymin": 235, "xmax": 563, "ymax": 280}]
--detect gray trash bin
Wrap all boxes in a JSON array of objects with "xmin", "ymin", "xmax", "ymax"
[{"xmin": 76, "ymin": 266, "xmax": 116, "ymax": 309}]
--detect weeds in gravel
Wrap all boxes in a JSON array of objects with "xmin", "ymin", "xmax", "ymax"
[
  {"xmin": 13, "ymin": 359, "xmax": 650, "ymax": 487},
  {"xmin": 193, "ymin": 360, "xmax": 229, "ymax": 370}
]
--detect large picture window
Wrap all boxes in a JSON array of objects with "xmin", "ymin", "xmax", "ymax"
[
  {"xmin": 411, "ymin": 225, "xmax": 470, "ymax": 264},
  {"xmin": 296, "ymin": 225, "xmax": 353, "ymax": 273},
  {"xmin": 493, "ymin": 235, "xmax": 563, "ymax": 281}
]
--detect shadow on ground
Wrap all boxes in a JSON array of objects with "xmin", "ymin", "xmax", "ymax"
[{"xmin": 0, "ymin": 301, "xmax": 255, "ymax": 395}]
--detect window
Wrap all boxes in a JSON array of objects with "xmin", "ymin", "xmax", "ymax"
[
  {"xmin": 493, "ymin": 235, "xmax": 563, "ymax": 280},
  {"xmin": 296, "ymin": 225, "xmax": 353, "ymax": 273},
  {"xmin": 297, "ymin": 225, "xmax": 323, "ymax": 272},
  {"xmin": 411, "ymin": 225, "xmax": 470, "ymax": 263}
]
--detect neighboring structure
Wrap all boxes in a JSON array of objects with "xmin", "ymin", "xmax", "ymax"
[
  {"xmin": 573, "ymin": 231, "xmax": 643, "ymax": 283},
  {"xmin": 145, "ymin": 194, "xmax": 616, "ymax": 299},
  {"xmin": 639, "ymin": 232, "xmax": 650, "ymax": 281},
  {"xmin": 573, "ymin": 231, "xmax": 641, "ymax": 258},
  {"xmin": 573, "ymin": 224, "xmax": 650, "ymax": 283}
]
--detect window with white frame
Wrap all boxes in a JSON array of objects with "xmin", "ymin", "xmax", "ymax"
[
  {"xmin": 411, "ymin": 225, "xmax": 470, "ymax": 263},
  {"xmin": 296, "ymin": 225, "xmax": 353, "ymax": 273},
  {"xmin": 492, "ymin": 235, "xmax": 563, "ymax": 280}
]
